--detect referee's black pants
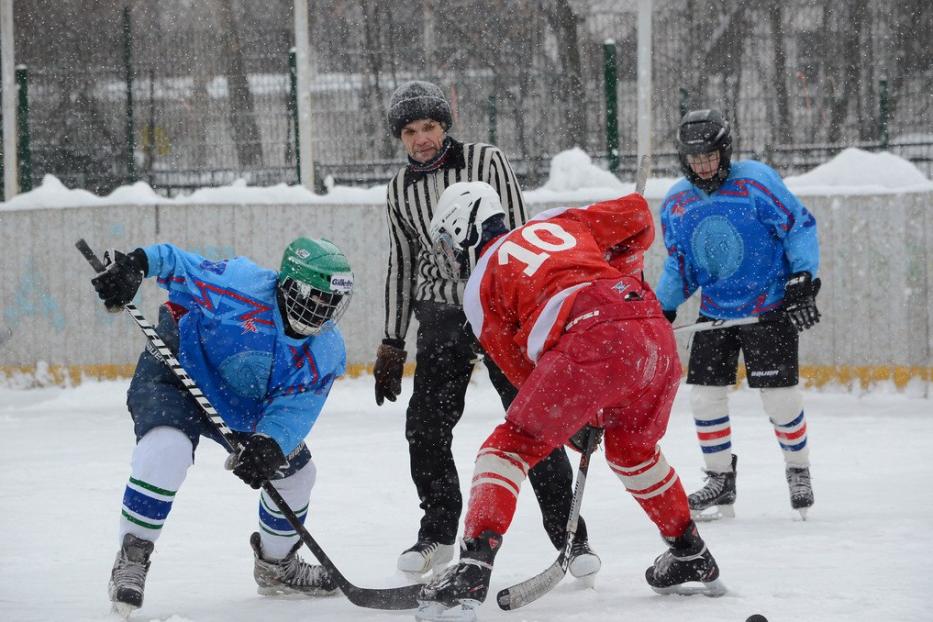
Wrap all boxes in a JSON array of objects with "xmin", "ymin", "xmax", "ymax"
[{"xmin": 406, "ymin": 301, "xmax": 589, "ymax": 548}]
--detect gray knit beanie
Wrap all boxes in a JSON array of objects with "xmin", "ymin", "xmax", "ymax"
[{"xmin": 386, "ymin": 80, "xmax": 453, "ymax": 138}]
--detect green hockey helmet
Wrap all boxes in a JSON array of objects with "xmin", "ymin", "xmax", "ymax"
[{"xmin": 278, "ymin": 237, "xmax": 354, "ymax": 336}]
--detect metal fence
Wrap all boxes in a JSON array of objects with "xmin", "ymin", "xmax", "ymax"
[{"xmin": 7, "ymin": 0, "xmax": 932, "ymax": 197}]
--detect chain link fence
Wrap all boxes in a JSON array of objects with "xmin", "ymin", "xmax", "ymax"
[{"xmin": 9, "ymin": 0, "xmax": 932, "ymax": 197}]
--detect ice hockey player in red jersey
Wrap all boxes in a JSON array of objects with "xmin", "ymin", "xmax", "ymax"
[{"xmin": 416, "ymin": 182, "xmax": 725, "ymax": 619}]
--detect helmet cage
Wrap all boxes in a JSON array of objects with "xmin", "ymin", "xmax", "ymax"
[
  {"xmin": 280, "ymin": 276, "xmax": 352, "ymax": 336},
  {"xmin": 431, "ymin": 229, "xmax": 470, "ymax": 281}
]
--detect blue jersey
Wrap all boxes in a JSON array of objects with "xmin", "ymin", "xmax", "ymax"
[
  {"xmin": 655, "ymin": 160, "xmax": 819, "ymax": 320},
  {"xmin": 141, "ymin": 244, "xmax": 346, "ymax": 454}
]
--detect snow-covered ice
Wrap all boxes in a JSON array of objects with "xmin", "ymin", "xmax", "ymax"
[{"xmin": 1, "ymin": 373, "xmax": 930, "ymax": 622}]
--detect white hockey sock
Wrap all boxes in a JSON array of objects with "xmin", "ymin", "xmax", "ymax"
[
  {"xmin": 258, "ymin": 459, "xmax": 316, "ymax": 560},
  {"xmin": 690, "ymin": 385, "xmax": 733, "ymax": 472},
  {"xmin": 119, "ymin": 426, "xmax": 193, "ymax": 544},
  {"xmin": 761, "ymin": 387, "xmax": 810, "ymax": 467}
]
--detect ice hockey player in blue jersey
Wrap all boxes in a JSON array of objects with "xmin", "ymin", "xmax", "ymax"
[
  {"xmin": 90, "ymin": 238, "xmax": 354, "ymax": 617},
  {"xmin": 656, "ymin": 109, "xmax": 821, "ymax": 522}
]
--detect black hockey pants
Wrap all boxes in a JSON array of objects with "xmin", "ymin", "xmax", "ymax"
[{"xmin": 406, "ymin": 301, "xmax": 588, "ymax": 548}]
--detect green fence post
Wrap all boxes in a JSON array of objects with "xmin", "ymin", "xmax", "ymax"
[
  {"xmin": 487, "ymin": 95, "xmax": 497, "ymax": 146},
  {"xmin": 679, "ymin": 87, "xmax": 689, "ymax": 118},
  {"xmin": 288, "ymin": 48, "xmax": 301, "ymax": 183},
  {"xmin": 15, "ymin": 65, "xmax": 31, "ymax": 192},
  {"xmin": 879, "ymin": 79, "xmax": 889, "ymax": 149},
  {"xmin": 122, "ymin": 6, "xmax": 136, "ymax": 183},
  {"xmin": 603, "ymin": 39, "xmax": 619, "ymax": 173}
]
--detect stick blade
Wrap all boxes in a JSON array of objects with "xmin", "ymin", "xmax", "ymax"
[
  {"xmin": 496, "ymin": 559, "xmax": 566, "ymax": 611},
  {"xmin": 340, "ymin": 581, "xmax": 423, "ymax": 610}
]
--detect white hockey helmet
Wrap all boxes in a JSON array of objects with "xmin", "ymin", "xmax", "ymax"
[{"xmin": 429, "ymin": 181, "xmax": 505, "ymax": 280}]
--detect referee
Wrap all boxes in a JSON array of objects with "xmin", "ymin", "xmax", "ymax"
[{"xmin": 372, "ymin": 80, "xmax": 600, "ymax": 580}]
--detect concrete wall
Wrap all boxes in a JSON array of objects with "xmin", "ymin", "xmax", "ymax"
[{"xmin": 1, "ymin": 193, "xmax": 931, "ymax": 393}]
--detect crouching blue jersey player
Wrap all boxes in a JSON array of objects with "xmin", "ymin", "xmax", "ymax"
[
  {"xmin": 90, "ymin": 238, "xmax": 354, "ymax": 616},
  {"xmin": 656, "ymin": 110, "xmax": 821, "ymax": 522}
]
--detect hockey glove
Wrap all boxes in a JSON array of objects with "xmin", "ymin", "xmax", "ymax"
[
  {"xmin": 232, "ymin": 434, "xmax": 287, "ymax": 489},
  {"xmin": 783, "ymin": 271, "xmax": 821, "ymax": 332},
  {"xmin": 567, "ymin": 424, "xmax": 602, "ymax": 454},
  {"xmin": 374, "ymin": 339, "xmax": 406, "ymax": 405},
  {"xmin": 91, "ymin": 248, "xmax": 149, "ymax": 312}
]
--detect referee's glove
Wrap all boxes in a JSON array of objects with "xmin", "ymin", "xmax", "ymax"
[{"xmin": 374, "ymin": 339, "xmax": 406, "ymax": 405}]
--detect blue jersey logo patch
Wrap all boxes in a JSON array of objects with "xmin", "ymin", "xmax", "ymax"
[{"xmin": 690, "ymin": 215, "xmax": 744, "ymax": 280}]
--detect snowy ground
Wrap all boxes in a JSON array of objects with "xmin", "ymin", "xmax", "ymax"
[{"xmin": 1, "ymin": 373, "xmax": 930, "ymax": 622}]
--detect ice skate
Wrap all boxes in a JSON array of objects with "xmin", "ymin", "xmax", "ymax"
[
  {"xmin": 645, "ymin": 521, "xmax": 726, "ymax": 597},
  {"xmin": 688, "ymin": 454, "xmax": 737, "ymax": 521},
  {"xmin": 250, "ymin": 532, "xmax": 338, "ymax": 596},
  {"xmin": 398, "ymin": 537, "xmax": 455, "ymax": 579},
  {"xmin": 108, "ymin": 533, "xmax": 154, "ymax": 618},
  {"xmin": 786, "ymin": 465, "xmax": 814, "ymax": 520},
  {"xmin": 568, "ymin": 538, "xmax": 601, "ymax": 587},
  {"xmin": 415, "ymin": 531, "xmax": 502, "ymax": 622}
]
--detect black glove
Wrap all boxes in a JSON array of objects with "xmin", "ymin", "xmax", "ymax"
[
  {"xmin": 567, "ymin": 425, "xmax": 602, "ymax": 454},
  {"xmin": 374, "ymin": 339, "xmax": 406, "ymax": 405},
  {"xmin": 663, "ymin": 309, "xmax": 677, "ymax": 323},
  {"xmin": 783, "ymin": 271, "xmax": 821, "ymax": 332},
  {"xmin": 232, "ymin": 434, "xmax": 286, "ymax": 489},
  {"xmin": 91, "ymin": 248, "xmax": 148, "ymax": 312}
]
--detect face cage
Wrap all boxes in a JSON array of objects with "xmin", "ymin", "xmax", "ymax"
[
  {"xmin": 431, "ymin": 231, "xmax": 469, "ymax": 281},
  {"xmin": 281, "ymin": 277, "xmax": 351, "ymax": 336}
]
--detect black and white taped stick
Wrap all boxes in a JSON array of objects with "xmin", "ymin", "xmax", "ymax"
[
  {"xmin": 673, "ymin": 316, "xmax": 762, "ymax": 334},
  {"xmin": 497, "ymin": 426, "xmax": 603, "ymax": 611},
  {"xmin": 76, "ymin": 239, "xmax": 423, "ymax": 611}
]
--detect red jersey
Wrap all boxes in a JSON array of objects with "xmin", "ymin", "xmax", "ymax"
[{"xmin": 463, "ymin": 194, "xmax": 656, "ymax": 387}]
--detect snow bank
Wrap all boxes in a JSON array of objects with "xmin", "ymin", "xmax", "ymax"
[
  {"xmin": 1, "ymin": 147, "xmax": 929, "ymax": 211},
  {"xmin": 785, "ymin": 148, "xmax": 933, "ymax": 195}
]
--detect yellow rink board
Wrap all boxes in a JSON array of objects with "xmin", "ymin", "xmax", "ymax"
[{"xmin": 2, "ymin": 363, "xmax": 930, "ymax": 393}]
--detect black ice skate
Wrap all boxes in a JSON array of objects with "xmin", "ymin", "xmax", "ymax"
[
  {"xmin": 415, "ymin": 531, "xmax": 502, "ymax": 622},
  {"xmin": 645, "ymin": 521, "xmax": 726, "ymax": 597},
  {"xmin": 568, "ymin": 538, "xmax": 601, "ymax": 584},
  {"xmin": 250, "ymin": 532, "xmax": 338, "ymax": 596},
  {"xmin": 108, "ymin": 533, "xmax": 154, "ymax": 618},
  {"xmin": 398, "ymin": 537, "xmax": 455, "ymax": 578},
  {"xmin": 786, "ymin": 465, "xmax": 814, "ymax": 520},
  {"xmin": 688, "ymin": 454, "xmax": 737, "ymax": 521}
]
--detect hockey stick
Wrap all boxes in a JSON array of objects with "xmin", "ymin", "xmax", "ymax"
[
  {"xmin": 496, "ymin": 426, "xmax": 603, "ymax": 611},
  {"xmin": 673, "ymin": 316, "xmax": 762, "ymax": 334},
  {"xmin": 635, "ymin": 153, "xmax": 651, "ymax": 195},
  {"xmin": 76, "ymin": 239, "xmax": 422, "ymax": 611}
]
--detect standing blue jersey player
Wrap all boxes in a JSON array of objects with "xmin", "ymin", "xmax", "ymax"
[
  {"xmin": 656, "ymin": 109, "xmax": 821, "ymax": 521},
  {"xmin": 89, "ymin": 238, "xmax": 354, "ymax": 617}
]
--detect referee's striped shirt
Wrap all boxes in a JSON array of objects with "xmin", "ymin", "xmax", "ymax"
[{"xmin": 382, "ymin": 138, "xmax": 527, "ymax": 342}]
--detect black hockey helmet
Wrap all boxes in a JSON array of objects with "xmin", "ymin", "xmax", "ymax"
[{"xmin": 677, "ymin": 109, "xmax": 733, "ymax": 193}]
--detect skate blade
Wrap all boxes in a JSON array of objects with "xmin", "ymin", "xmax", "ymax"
[
  {"xmin": 650, "ymin": 578, "xmax": 727, "ymax": 598},
  {"xmin": 577, "ymin": 573, "xmax": 597, "ymax": 589},
  {"xmin": 415, "ymin": 599, "xmax": 480, "ymax": 622},
  {"xmin": 794, "ymin": 507, "xmax": 809, "ymax": 521},
  {"xmin": 110, "ymin": 601, "xmax": 136, "ymax": 620},
  {"xmin": 257, "ymin": 584, "xmax": 340, "ymax": 598},
  {"xmin": 691, "ymin": 504, "xmax": 735, "ymax": 522}
]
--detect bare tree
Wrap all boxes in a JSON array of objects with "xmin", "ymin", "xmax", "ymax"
[
  {"xmin": 768, "ymin": 3, "xmax": 791, "ymax": 145},
  {"xmin": 217, "ymin": 0, "xmax": 262, "ymax": 167},
  {"xmin": 541, "ymin": 0, "xmax": 587, "ymax": 149}
]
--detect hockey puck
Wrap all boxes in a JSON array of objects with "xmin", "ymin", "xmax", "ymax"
[{"xmin": 746, "ymin": 616, "xmax": 768, "ymax": 622}]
